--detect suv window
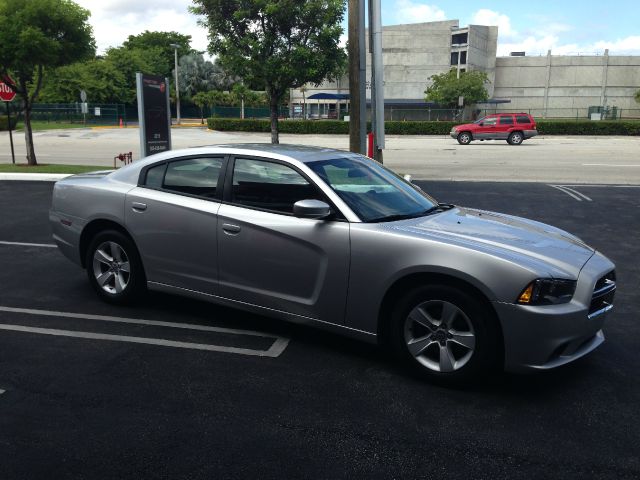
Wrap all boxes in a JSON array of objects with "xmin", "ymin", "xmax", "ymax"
[
  {"xmin": 231, "ymin": 158, "xmax": 322, "ymax": 214},
  {"xmin": 499, "ymin": 115, "xmax": 514, "ymax": 125},
  {"xmin": 145, "ymin": 157, "xmax": 222, "ymax": 198},
  {"xmin": 482, "ymin": 117, "xmax": 497, "ymax": 126},
  {"xmin": 516, "ymin": 115, "xmax": 531, "ymax": 124}
]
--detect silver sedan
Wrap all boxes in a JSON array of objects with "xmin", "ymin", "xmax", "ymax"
[{"xmin": 50, "ymin": 144, "xmax": 616, "ymax": 382}]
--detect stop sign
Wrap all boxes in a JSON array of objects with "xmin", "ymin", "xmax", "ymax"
[{"xmin": 0, "ymin": 76, "xmax": 16, "ymax": 102}]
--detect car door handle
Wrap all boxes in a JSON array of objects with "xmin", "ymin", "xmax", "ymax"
[
  {"xmin": 222, "ymin": 223, "xmax": 241, "ymax": 235},
  {"xmin": 132, "ymin": 202, "xmax": 147, "ymax": 212}
]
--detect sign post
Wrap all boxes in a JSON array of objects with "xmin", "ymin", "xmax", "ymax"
[
  {"xmin": 80, "ymin": 90, "xmax": 87, "ymax": 125},
  {"xmin": 136, "ymin": 73, "xmax": 172, "ymax": 158},
  {"xmin": 0, "ymin": 76, "xmax": 17, "ymax": 164}
]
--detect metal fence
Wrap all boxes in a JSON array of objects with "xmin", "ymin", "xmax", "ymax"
[
  {"xmin": 477, "ymin": 107, "xmax": 640, "ymax": 121},
  {"xmin": 0, "ymin": 103, "xmax": 127, "ymax": 126}
]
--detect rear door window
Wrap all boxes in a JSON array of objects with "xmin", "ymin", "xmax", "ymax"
[
  {"xmin": 144, "ymin": 157, "xmax": 223, "ymax": 199},
  {"xmin": 499, "ymin": 115, "xmax": 514, "ymax": 125}
]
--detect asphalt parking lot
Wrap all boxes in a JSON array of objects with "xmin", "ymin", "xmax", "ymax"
[{"xmin": 1, "ymin": 179, "xmax": 639, "ymax": 479}]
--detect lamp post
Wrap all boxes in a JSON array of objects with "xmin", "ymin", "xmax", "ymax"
[{"xmin": 170, "ymin": 43, "xmax": 181, "ymax": 125}]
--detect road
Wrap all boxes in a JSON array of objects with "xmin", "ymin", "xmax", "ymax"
[
  {"xmin": 0, "ymin": 180, "xmax": 639, "ymax": 479},
  {"xmin": 1, "ymin": 127, "xmax": 640, "ymax": 183}
]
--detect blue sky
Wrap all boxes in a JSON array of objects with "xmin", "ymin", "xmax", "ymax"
[
  {"xmin": 77, "ymin": 0, "xmax": 640, "ymax": 57},
  {"xmin": 377, "ymin": 0, "xmax": 640, "ymax": 55}
]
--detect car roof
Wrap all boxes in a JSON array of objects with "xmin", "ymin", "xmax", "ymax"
[{"xmin": 108, "ymin": 144, "xmax": 363, "ymax": 184}]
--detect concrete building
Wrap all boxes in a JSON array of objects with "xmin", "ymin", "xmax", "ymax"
[
  {"xmin": 493, "ymin": 51, "xmax": 640, "ymax": 118},
  {"xmin": 291, "ymin": 19, "xmax": 640, "ymax": 120}
]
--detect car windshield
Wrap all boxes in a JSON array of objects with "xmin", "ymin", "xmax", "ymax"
[
  {"xmin": 307, "ymin": 155, "xmax": 438, "ymax": 222},
  {"xmin": 474, "ymin": 116, "xmax": 488, "ymax": 124}
]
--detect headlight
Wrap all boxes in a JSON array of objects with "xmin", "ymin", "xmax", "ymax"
[{"xmin": 517, "ymin": 279, "xmax": 576, "ymax": 305}]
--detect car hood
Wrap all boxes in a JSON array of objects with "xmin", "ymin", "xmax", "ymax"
[
  {"xmin": 453, "ymin": 123, "xmax": 475, "ymax": 130},
  {"xmin": 388, "ymin": 207, "xmax": 595, "ymax": 277}
]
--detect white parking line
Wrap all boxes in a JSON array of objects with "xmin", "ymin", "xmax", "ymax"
[
  {"xmin": 549, "ymin": 185, "xmax": 592, "ymax": 202},
  {"xmin": 0, "ymin": 323, "xmax": 287, "ymax": 356},
  {"xmin": 0, "ymin": 241, "xmax": 57, "ymax": 248},
  {"xmin": 0, "ymin": 306, "xmax": 290, "ymax": 357},
  {"xmin": 0, "ymin": 389, "xmax": 5, "ymax": 395}
]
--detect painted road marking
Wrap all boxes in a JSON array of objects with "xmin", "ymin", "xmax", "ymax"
[
  {"xmin": 0, "ymin": 324, "xmax": 288, "ymax": 357},
  {"xmin": 0, "ymin": 306, "xmax": 290, "ymax": 357},
  {"xmin": 582, "ymin": 164, "xmax": 640, "ymax": 167},
  {"xmin": 0, "ymin": 241, "xmax": 57, "ymax": 248},
  {"xmin": 0, "ymin": 389, "xmax": 5, "ymax": 395},
  {"xmin": 549, "ymin": 185, "xmax": 591, "ymax": 202}
]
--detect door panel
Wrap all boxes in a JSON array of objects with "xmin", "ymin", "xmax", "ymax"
[
  {"xmin": 217, "ymin": 204, "xmax": 350, "ymax": 323},
  {"xmin": 125, "ymin": 187, "xmax": 220, "ymax": 294}
]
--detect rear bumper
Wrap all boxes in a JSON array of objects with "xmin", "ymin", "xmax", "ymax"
[
  {"xmin": 495, "ymin": 251, "xmax": 615, "ymax": 372},
  {"xmin": 524, "ymin": 129, "xmax": 538, "ymax": 139},
  {"xmin": 49, "ymin": 210, "xmax": 83, "ymax": 266}
]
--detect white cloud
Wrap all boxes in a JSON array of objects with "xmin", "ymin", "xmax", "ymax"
[
  {"xmin": 394, "ymin": 1, "xmax": 446, "ymax": 24},
  {"xmin": 471, "ymin": 9, "xmax": 516, "ymax": 38},
  {"xmin": 75, "ymin": 0, "xmax": 211, "ymax": 55},
  {"xmin": 498, "ymin": 35, "xmax": 640, "ymax": 56}
]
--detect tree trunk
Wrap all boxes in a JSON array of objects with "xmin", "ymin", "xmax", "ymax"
[
  {"xmin": 23, "ymin": 102, "xmax": 37, "ymax": 166},
  {"xmin": 269, "ymin": 94, "xmax": 279, "ymax": 144}
]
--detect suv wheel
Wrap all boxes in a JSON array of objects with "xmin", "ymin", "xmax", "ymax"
[
  {"xmin": 507, "ymin": 131, "xmax": 523, "ymax": 145},
  {"xmin": 457, "ymin": 132, "xmax": 472, "ymax": 145},
  {"xmin": 86, "ymin": 229, "xmax": 146, "ymax": 305},
  {"xmin": 389, "ymin": 285, "xmax": 501, "ymax": 384}
]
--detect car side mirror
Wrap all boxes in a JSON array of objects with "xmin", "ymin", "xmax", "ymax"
[
  {"xmin": 479, "ymin": 122, "xmax": 484, "ymax": 126},
  {"xmin": 293, "ymin": 199, "xmax": 332, "ymax": 219}
]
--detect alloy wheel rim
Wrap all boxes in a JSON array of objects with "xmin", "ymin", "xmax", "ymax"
[
  {"xmin": 512, "ymin": 134, "xmax": 522, "ymax": 143},
  {"xmin": 403, "ymin": 300, "xmax": 476, "ymax": 373},
  {"xmin": 92, "ymin": 241, "xmax": 131, "ymax": 294},
  {"xmin": 460, "ymin": 134, "xmax": 469, "ymax": 143}
]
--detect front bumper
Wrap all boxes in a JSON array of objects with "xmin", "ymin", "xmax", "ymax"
[
  {"xmin": 450, "ymin": 130, "xmax": 458, "ymax": 139},
  {"xmin": 495, "ymin": 251, "xmax": 615, "ymax": 372}
]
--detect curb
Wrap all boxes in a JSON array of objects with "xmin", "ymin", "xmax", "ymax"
[{"xmin": 0, "ymin": 173, "xmax": 73, "ymax": 181}]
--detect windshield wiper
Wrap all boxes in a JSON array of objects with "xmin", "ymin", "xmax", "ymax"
[{"xmin": 369, "ymin": 203, "xmax": 456, "ymax": 223}]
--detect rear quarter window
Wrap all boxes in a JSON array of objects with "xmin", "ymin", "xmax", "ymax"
[{"xmin": 516, "ymin": 115, "xmax": 532, "ymax": 124}]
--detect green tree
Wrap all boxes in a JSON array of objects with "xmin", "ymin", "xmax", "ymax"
[
  {"xmin": 177, "ymin": 53, "xmax": 235, "ymax": 97},
  {"xmin": 0, "ymin": 0, "xmax": 95, "ymax": 164},
  {"xmin": 123, "ymin": 31, "xmax": 192, "ymax": 79},
  {"xmin": 192, "ymin": 91, "xmax": 209, "ymax": 123},
  {"xmin": 425, "ymin": 69, "xmax": 490, "ymax": 107},
  {"xmin": 191, "ymin": 0, "xmax": 347, "ymax": 143}
]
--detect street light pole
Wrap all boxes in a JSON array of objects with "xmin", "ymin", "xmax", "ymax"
[{"xmin": 170, "ymin": 43, "xmax": 181, "ymax": 125}]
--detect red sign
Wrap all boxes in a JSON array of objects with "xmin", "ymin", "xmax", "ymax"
[{"xmin": 0, "ymin": 76, "xmax": 16, "ymax": 102}]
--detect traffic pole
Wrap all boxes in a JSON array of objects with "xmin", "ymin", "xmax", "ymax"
[{"xmin": 5, "ymin": 101, "xmax": 15, "ymax": 165}]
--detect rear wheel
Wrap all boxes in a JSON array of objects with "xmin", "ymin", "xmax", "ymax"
[
  {"xmin": 507, "ymin": 131, "xmax": 523, "ymax": 145},
  {"xmin": 389, "ymin": 285, "xmax": 501, "ymax": 384},
  {"xmin": 457, "ymin": 132, "xmax": 472, "ymax": 145},
  {"xmin": 86, "ymin": 230, "xmax": 145, "ymax": 305}
]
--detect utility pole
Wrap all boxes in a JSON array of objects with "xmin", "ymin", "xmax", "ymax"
[
  {"xmin": 348, "ymin": 0, "xmax": 366, "ymax": 154},
  {"xmin": 170, "ymin": 43, "xmax": 181, "ymax": 125},
  {"xmin": 370, "ymin": 0, "xmax": 385, "ymax": 163}
]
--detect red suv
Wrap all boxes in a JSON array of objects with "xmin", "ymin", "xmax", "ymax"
[{"xmin": 450, "ymin": 113, "xmax": 538, "ymax": 145}]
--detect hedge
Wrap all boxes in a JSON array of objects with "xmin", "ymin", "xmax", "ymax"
[
  {"xmin": 0, "ymin": 116, "xmax": 17, "ymax": 131},
  {"xmin": 207, "ymin": 118, "xmax": 640, "ymax": 136}
]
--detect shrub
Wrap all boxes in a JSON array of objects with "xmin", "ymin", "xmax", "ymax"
[
  {"xmin": 207, "ymin": 118, "xmax": 640, "ymax": 136},
  {"xmin": 0, "ymin": 116, "xmax": 17, "ymax": 131}
]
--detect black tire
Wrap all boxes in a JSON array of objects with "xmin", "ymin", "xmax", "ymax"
[
  {"xmin": 85, "ymin": 229, "xmax": 146, "ymax": 305},
  {"xmin": 457, "ymin": 132, "xmax": 472, "ymax": 145},
  {"xmin": 389, "ymin": 285, "xmax": 501, "ymax": 384},
  {"xmin": 507, "ymin": 131, "xmax": 524, "ymax": 145}
]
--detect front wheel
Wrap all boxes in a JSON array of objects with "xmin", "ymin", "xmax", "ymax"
[
  {"xmin": 86, "ymin": 230, "xmax": 145, "ymax": 305},
  {"xmin": 389, "ymin": 285, "xmax": 501, "ymax": 383},
  {"xmin": 457, "ymin": 132, "xmax": 472, "ymax": 145},
  {"xmin": 507, "ymin": 131, "xmax": 523, "ymax": 145}
]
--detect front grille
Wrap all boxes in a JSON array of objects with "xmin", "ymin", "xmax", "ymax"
[{"xmin": 589, "ymin": 270, "xmax": 616, "ymax": 316}]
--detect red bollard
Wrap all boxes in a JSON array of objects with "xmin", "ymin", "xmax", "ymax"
[{"xmin": 367, "ymin": 132, "xmax": 374, "ymax": 158}]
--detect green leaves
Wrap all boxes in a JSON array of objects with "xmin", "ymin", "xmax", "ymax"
[
  {"xmin": 425, "ymin": 69, "xmax": 490, "ymax": 107},
  {"xmin": 192, "ymin": 0, "xmax": 346, "ymax": 141}
]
